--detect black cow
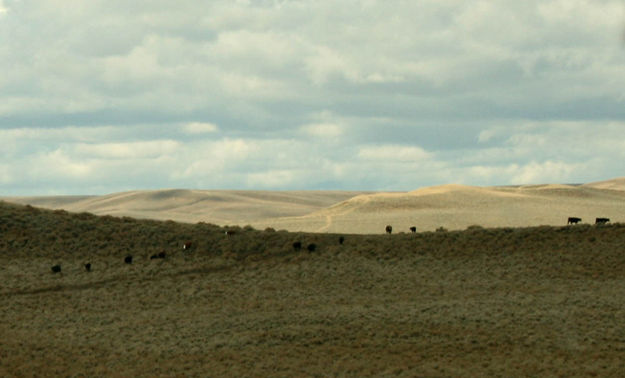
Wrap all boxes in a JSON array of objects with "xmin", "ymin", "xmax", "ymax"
[
  {"xmin": 307, "ymin": 243, "xmax": 317, "ymax": 252},
  {"xmin": 84, "ymin": 263, "xmax": 91, "ymax": 272},
  {"xmin": 151, "ymin": 251, "xmax": 167, "ymax": 260},
  {"xmin": 385, "ymin": 225, "xmax": 393, "ymax": 234},
  {"xmin": 124, "ymin": 255, "xmax": 133, "ymax": 264},
  {"xmin": 410, "ymin": 226, "xmax": 417, "ymax": 233},
  {"xmin": 183, "ymin": 241, "xmax": 193, "ymax": 250},
  {"xmin": 567, "ymin": 217, "xmax": 582, "ymax": 225},
  {"xmin": 596, "ymin": 217, "xmax": 610, "ymax": 225},
  {"xmin": 292, "ymin": 241, "xmax": 302, "ymax": 250},
  {"xmin": 338, "ymin": 236, "xmax": 345, "ymax": 245},
  {"xmin": 51, "ymin": 265, "xmax": 61, "ymax": 273},
  {"xmin": 225, "ymin": 230, "xmax": 236, "ymax": 236}
]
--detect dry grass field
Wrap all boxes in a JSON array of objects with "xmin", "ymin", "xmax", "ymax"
[
  {"xmin": 4, "ymin": 179, "xmax": 625, "ymax": 234},
  {"xmin": 2, "ymin": 200, "xmax": 625, "ymax": 376}
]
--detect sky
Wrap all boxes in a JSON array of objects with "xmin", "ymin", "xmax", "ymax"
[{"xmin": 1, "ymin": 0, "xmax": 624, "ymax": 195}]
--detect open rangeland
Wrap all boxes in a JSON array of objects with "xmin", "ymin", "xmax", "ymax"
[
  {"xmin": 1, "ymin": 201, "xmax": 625, "ymax": 376},
  {"xmin": 4, "ymin": 178, "xmax": 625, "ymax": 234}
]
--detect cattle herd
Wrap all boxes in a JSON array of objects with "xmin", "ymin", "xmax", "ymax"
[
  {"xmin": 50, "ymin": 234, "xmax": 345, "ymax": 275},
  {"xmin": 568, "ymin": 217, "xmax": 611, "ymax": 225},
  {"xmin": 49, "ymin": 217, "xmax": 615, "ymax": 274}
]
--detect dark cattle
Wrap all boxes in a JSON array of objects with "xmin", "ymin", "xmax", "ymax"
[
  {"xmin": 151, "ymin": 251, "xmax": 167, "ymax": 259},
  {"xmin": 338, "ymin": 236, "xmax": 345, "ymax": 245},
  {"xmin": 183, "ymin": 242, "xmax": 192, "ymax": 250},
  {"xmin": 596, "ymin": 217, "xmax": 610, "ymax": 225},
  {"xmin": 292, "ymin": 241, "xmax": 302, "ymax": 250},
  {"xmin": 225, "ymin": 230, "xmax": 236, "ymax": 236},
  {"xmin": 385, "ymin": 225, "xmax": 393, "ymax": 234},
  {"xmin": 124, "ymin": 255, "xmax": 133, "ymax": 264},
  {"xmin": 51, "ymin": 265, "xmax": 61, "ymax": 273},
  {"xmin": 410, "ymin": 226, "xmax": 417, "ymax": 233},
  {"xmin": 307, "ymin": 243, "xmax": 317, "ymax": 252},
  {"xmin": 84, "ymin": 263, "xmax": 91, "ymax": 272},
  {"xmin": 567, "ymin": 217, "xmax": 582, "ymax": 225}
]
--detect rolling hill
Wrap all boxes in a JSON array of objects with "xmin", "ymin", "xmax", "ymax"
[{"xmin": 3, "ymin": 178, "xmax": 625, "ymax": 233}]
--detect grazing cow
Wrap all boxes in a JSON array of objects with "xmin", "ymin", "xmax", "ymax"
[
  {"xmin": 51, "ymin": 265, "xmax": 61, "ymax": 273},
  {"xmin": 292, "ymin": 241, "xmax": 302, "ymax": 250},
  {"xmin": 84, "ymin": 263, "xmax": 91, "ymax": 272},
  {"xmin": 225, "ymin": 230, "xmax": 236, "ymax": 236},
  {"xmin": 385, "ymin": 225, "xmax": 393, "ymax": 234},
  {"xmin": 124, "ymin": 255, "xmax": 133, "ymax": 264},
  {"xmin": 567, "ymin": 217, "xmax": 582, "ymax": 225},
  {"xmin": 183, "ymin": 242, "xmax": 192, "ymax": 250},
  {"xmin": 151, "ymin": 251, "xmax": 167, "ymax": 260},
  {"xmin": 596, "ymin": 217, "xmax": 610, "ymax": 225},
  {"xmin": 307, "ymin": 243, "xmax": 317, "ymax": 252},
  {"xmin": 338, "ymin": 236, "xmax": 345, "ymax": 245},
  {"xmin": 410, "ymin": 226, "xmax": 417, "ymax": 233}
]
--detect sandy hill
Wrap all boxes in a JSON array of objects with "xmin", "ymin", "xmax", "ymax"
[
  {"xmin": 259, "ymin": 180, "xmax": 625, "ymax": 233},
  {"xmin": 3, "ymin": 190, "xmax": 369, "ymax": 226},
  {"xmin": 583, "ymin": 177, "xmax": 625, "ymax": 191},
  {"xmin": 3, "ymin": 177, "xmax": 625, "ymax": 233}
]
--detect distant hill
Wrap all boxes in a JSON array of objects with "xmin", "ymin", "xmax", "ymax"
[
  {"xmin": 262, "ymin": 181, "xmax": 625, "ymax": 233},
  {"xmin": 2, "ymin": 189, "xmax": 370, "ymax": 227},
  {"xmin": 3, "ymin": 177, "xmax": 625, "ymax": 233},
  {"xmin": 583, "ymin": 177, "xmax": 625, "ymax": 191}
]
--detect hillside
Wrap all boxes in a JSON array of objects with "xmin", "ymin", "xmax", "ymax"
[
  {"xmin": 583, "ymin": 177, "xmax": 625, "ymax": 191},
  {"xmin": 2, "ymin": 201, "xmax": 625, "ymax": 376},
  {"xmin": 3, "ymin": 178, "xmax": 625, "ymax": 234},
  {"xmin": 2, "ymin": 189, "xmax": 369, "ymax": 226},
  {"xmin": 262, "ymin": 182, "xmax": 625, "ymax": 233}
]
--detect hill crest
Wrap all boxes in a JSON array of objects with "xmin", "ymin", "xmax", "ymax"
[{"xmin": 3, "ymin": 178, "xmax": 625, "ymax": 234}]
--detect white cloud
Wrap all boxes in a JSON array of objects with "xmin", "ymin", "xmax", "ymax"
[
  {"xmin": 33, "ymin": 149, "xmax": 93, "ymax": 179},
  {"xmin": 358, "ymin": 145, "xmax": 430, "ymax": 162},
  {"xmin": 72, "ymin": 140, "xmax": 181, "ymax": 159},
  {"xmin": 183, "ymin": 122, "xmax": 219, "ymax": 134},
  {"xmin": 0, "ymin": 164, "xmax": 11, "ymax": 184},
  {"xmin": 246, "ymin": 169, "xmax": 296, "ymax": 188},
  {"xmin": 510, "ymin": 160, "xmax": 582, "ymax": 184},
  {"xmin": 1, "ymin": 1, "xmax": 624, "ymax": 194},
  {"xmin": 300, "ymin": 122, "xmax": 343, "ymax": 138}
]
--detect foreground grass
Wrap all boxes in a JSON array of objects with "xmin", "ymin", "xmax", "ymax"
[{"xmin": 1, "ymin": 201, "xmax": 625, "ymax": 376}]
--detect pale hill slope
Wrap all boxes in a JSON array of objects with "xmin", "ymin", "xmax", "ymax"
[
  {"xmin": 3, "ymin": 178, "xmax": 625, "ymax": 234},
  {"xmin": 3, "ymin": 190, "xmax": 370, "ymax": 225},
  {"xmin": 583, "ymin": 177, "xmax": 625, "ymax": 191},
  {"xmin": 257, "ymin": 183, "xmax": 625, "ymax": 233}
]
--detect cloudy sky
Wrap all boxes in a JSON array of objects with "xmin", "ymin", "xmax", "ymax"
[{"xmin": 1, "ymin": 0, "xmax": 624, "ymax": 195}]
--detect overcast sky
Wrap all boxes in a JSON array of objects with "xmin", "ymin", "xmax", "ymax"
[{"xmin": 1, "ymin": 0, "xmax": 624, "ymax": 195}]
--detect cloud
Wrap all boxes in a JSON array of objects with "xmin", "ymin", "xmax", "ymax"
[
  {"xmin": 0, "ymin": 1, "xmax": 624, "ymax": 194},
  {"xmin": 300, "ymin": 122, "xmax": 343, "ymax": 138},
  {"xmin": 183, "ymin": 122, "xmax": 219, "ymax": 134},
  {"xmin": 357, "ymin": 145, "xmax": 430, "ymax": 162},
  {"xmin": 72, "ymin": 140, "xmax": 181, "ymax": 159},
  {"xmin": 246, "ymin": 169, "xmax": 297, "ymax": 188}
]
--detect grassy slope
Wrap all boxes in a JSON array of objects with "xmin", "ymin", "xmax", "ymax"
[{"xmin": 1, "ymin": 201, "xmax": 625, "ymax": 376}]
